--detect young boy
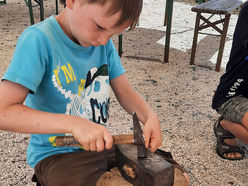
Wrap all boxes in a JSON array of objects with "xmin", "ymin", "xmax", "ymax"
[
  {"xmin": 0, "ymin": 0, "xmax": 163, "ymax": 185},
  {"xmin": 212, "ymin": 2, "xmax": 248, "ymax": 161}
]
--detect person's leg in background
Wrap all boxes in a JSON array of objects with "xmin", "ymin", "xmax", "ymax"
[{"xmin": 215, "ymin": 95, "xmax": 248, "ymax": 160}]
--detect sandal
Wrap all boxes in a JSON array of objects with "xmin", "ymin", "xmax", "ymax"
[
  {"xmin": 216, "ymin": 138, "xmax": 245, "ymax": 160},
  {"xmin": 214, "ymin": 117, "xmax": 245, "ymax": 160}
]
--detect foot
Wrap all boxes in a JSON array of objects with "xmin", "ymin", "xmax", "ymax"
[
  {"xmin": 220, "ymin": 119, "xmax": 243, "ymax": 159},
  {"xmin": 214, "ymin": 118, "xmax": 245, "ymax": 160},
  {"xmin": 222, "ymin": 138, "xmax": 243, "ymax": 159}
]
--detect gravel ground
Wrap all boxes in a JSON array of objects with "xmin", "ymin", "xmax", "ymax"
[{"xmin": 0, "ymin": 0, "xmax": 248, "ymax": 185}]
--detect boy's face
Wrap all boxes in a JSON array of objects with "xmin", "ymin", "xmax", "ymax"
[{"xmin": 66, "ymin": 0, "xmax": 130, "ymax": 47}]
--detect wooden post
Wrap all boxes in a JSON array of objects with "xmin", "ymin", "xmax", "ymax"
[
  {"xmin": 190, "ymin": 12, "xmax": 201, "ymax": 65},
  {"xmin": 215, "ymin": 14, "xmax": 230, "ymax": 72}
]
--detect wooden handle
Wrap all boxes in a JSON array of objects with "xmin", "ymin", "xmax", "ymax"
[
  {"xmin": 113, "ymin": 134, "xmax": 134, "ymax": 144},
  {"xmin": 54, "ymin": 134, "xmax": 134, "ymax": 147}
]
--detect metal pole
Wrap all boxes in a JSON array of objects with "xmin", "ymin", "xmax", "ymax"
[
  {"xmin": 28, "ymin": 0, "xmax": 34, "ymax": 25},
  {"xmin": 164, "ymin": 0, "xmax": 174, "ymax": 63},
  {"xmin": 39, "ymin": 0, "xmax": 44, "ymax": 21},
  {"xmin": 118, "ymin": 34, "xmax": 123, "ymax": 57},
  {"xmin": 55, "ymin": 0, "xmax": 58, "ymax": 15}
]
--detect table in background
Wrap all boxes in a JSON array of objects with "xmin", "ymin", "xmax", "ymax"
[{"xmin": 190, "ymin": 0, "xmax": 246, "ymax": 71}]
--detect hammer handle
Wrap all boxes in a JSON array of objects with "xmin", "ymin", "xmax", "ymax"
[{"xmin": 55, "ymin": 134, "xmax": 134, "ymax": 147}]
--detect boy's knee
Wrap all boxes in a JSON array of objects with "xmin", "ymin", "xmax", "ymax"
[{"xmin": 218, "ymin": 95, "xmax": 248, "ymax": 125}]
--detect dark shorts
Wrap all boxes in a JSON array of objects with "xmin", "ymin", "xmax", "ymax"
[
  {"xmin": 217, "ymin": 95, "xmax": 248, "ymax": 124},
  {"xmin": 34, "ymin": 147, "xmax": 115, "ymax": 186}
]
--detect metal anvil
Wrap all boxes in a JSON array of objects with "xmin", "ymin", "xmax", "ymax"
[
  {"xmin": 115, "ymin": 113, "xmax": 174, "ymax": 186},
  {"xmin": 116, "ymin": 144, "xmax": 174, "ymax": 186}
]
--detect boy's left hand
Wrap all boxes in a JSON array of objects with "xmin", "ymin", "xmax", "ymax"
[{"xmin": 143, "ymin": 116, "xmax": 162, "ymax": 152}]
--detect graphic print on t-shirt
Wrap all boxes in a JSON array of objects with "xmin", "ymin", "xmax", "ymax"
[{"xmin": 52, "ymin": 63, "xmax": 110, "ymax": 125}]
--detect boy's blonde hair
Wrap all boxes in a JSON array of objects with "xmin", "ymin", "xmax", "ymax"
[{"xmin": 60, "ymin": 0, "xmax": 143, "ymax": 30}]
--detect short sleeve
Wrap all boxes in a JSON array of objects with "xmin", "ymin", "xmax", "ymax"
[
  {"xmin": 2, "ymin": 27, "xmax": 50, "ymax": 93},
  {"xmin": 106, "ymin": 40, "xmax": 125, "ymax": 80}
]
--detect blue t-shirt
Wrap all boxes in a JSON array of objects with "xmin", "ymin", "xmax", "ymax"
[{"xmin": 2, "ymin": 16, "xmax": 125, "ymax": 168}]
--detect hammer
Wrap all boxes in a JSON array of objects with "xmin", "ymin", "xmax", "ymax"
[
  {"xmin": 54, "ymin": 134, "xmax": 134, "ymax": 147},
  {"xmin": 54, "ymin": 113, "xmax": 147, "ymax": 157}
]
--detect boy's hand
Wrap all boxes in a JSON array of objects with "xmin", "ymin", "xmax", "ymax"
[
  {"xmin": 71, "ymin": 118, "xmax": 113, "ymax": 152},
  {"xmin": 143, "ymin": 116, "xmax": 162, "ymax": 152}
]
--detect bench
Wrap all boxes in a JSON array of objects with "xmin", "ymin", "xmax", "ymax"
[{"xmin": 190, "ymin": 0, "xmax": 247, "ymax": 71}]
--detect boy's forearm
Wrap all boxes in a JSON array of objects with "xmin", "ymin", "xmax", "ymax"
[
  {"xmin": 111, "ymin": 75, "xmax": 157, "ymax": 124},
  {"xmin": 0, "ymin": 80, "xmax": 78, "ymax": 134},
  {"xmin": 0, "ymin": 103, "xmax": 76, "ymax": 134},
  {"xmin": 119, "ymin": 89, "xmax": 157, "ymax": 124},
  {"xmin": 0, "ymin": 100, "xmax": 114, "ymax": 151},
  {"xmin": 115, "ymin": 84, "xmax": 162, "ymax": 151}
]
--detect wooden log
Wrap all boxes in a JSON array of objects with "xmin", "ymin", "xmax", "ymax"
[
  {"xmin": 174, "ymin": 168, "xmax": 189, "ymax": 186},
  {"xmin": 96, "ymin": 171, "xmax": 132, "ymax": 186},
  {"xmin": 96, "ymin": 166, "xmax": 189, "ymax": 186}
]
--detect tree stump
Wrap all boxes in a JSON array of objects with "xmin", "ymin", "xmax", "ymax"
[{"xmin": 96, "ymin": 167, "xmax": 189, "ymax": 186}]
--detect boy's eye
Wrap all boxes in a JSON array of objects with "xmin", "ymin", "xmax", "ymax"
[{"xmin": 96, "ymin": 24, "xmax": 104, "ymax": 30}]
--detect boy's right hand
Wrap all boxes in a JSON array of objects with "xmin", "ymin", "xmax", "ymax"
[{"xmin": 70, "ymin": 118, "xmax": 113, "ymax": 152}]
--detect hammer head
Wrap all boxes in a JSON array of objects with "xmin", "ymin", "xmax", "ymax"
[
  {"xmin": 132, "ymin": 112, "xmax": 148, "ymax": 158},
  {"xmin": 116, "ymin": 144, "xmax": 174, "ymax": 186}
]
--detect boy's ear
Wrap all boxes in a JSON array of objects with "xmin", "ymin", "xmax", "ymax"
[{"xmin": 66, "ymin": 0, "xmax": 76, "ymax": 9}]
